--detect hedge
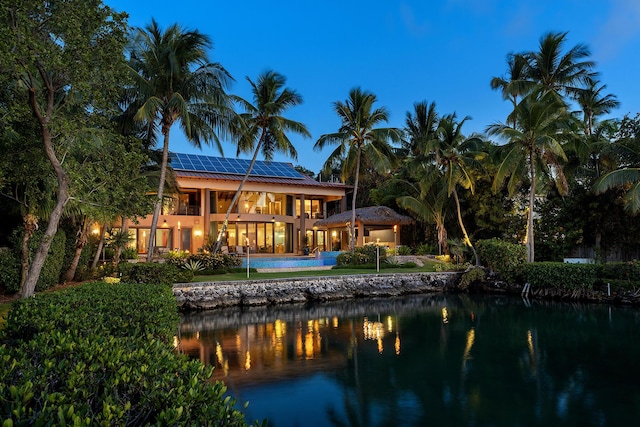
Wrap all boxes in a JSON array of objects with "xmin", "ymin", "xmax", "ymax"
[
  {"xmin": 476, "ymin": 238, "xmax": 526, "ymax": 280},
  {"xmin": 0, "ymin": 281, "xmax": 259, "ymax": 426},
  {"xmin": 117, "ymin": 262, "xmax": 194, "ymax": 285}
]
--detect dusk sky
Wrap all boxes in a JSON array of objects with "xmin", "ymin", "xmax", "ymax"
[{"xmin": 105, "ymin": 0, "xmax": 640, "ymax": 172}]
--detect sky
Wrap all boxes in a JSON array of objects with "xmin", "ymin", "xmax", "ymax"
[{"xmin": 104, "ymin": 0, "xmax": 640, "ymax": 173}]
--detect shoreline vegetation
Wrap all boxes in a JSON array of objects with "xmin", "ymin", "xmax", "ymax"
[{"xmin": 2, "ymin": 262, "xmax": 639, "ymax": 424}]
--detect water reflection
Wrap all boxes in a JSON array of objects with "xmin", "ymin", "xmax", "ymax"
[{"xmin": 179, "ymin": 295, "xmax": 640, "ymax": 427}]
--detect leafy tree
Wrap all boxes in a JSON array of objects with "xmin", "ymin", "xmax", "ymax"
[
  {"xmin": 213, "ymin": 70, "xmax": 310, "ymax": 252},
  {"xmin": 315, "ymin": 88, "xmax": 402, "ymax": 251},
  {"xmin": 0, "ymin": 0, "xmax": 129, "ymax": 297},
  {"xmin": 125, "ymin": 19, "xmax": 234, "ymax": 261}
]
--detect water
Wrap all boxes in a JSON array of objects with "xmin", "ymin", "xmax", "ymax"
[
  {"xmin": 239, "ymin": 251, "xmax": 341, "ymax": 269},
  {"xmin": 178, "ymin": 295, "xmax": 640, "ymax": 426}
]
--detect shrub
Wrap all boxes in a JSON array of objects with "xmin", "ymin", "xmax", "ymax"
[
  {"xmin": 397, "ymin": 245, "xmax": 413, "ymax": 255},
  {"xmin": 336, "ymin": 246, "xmax": 388, "ymax": 266},
  {"xmin": 117, "ymin": 262, "xmax": 183, "ymax": 286},
  {"xmin": 415, "ymin": 243, "xmax": 436, "ymax": 255},
  {"xmin": 26, "ymin": 229, "xmax": 67, "ymax": 291},
  {"xmin": 476, "ymin": 238, "xmax": 526, "ymax": 281},
  {"xmin": 0, "ymin": 282, "xmax": 254, "ymax": 426},
  {"xmin": 459, "ymin": 267, "xmax": 486, "ymax": 290},
  {"xmin": 517, "ymin": 262, "xmax": 598, "ymax": 290},
  {"xmin": 0, "ymin": 248, "xmax": 20, "ymax": 294}
]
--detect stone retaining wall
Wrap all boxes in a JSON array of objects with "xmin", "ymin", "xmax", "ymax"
[{"xmin": 173, "ymin": 272, "xmax": 460, "ymax": 310}]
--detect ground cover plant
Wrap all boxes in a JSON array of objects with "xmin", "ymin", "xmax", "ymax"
[{"xmin": 0, "ymin": 281, "xmax": 260, "ymax": 426}]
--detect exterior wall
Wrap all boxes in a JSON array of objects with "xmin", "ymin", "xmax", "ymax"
[{"xmin": 126, "ymin": 177, "xmax": 346, "ymax": 255}]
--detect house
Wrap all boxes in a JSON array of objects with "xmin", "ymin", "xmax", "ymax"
[{"xmin": 125, "ymin": 152, "xmax": 349, "ymax": 255}]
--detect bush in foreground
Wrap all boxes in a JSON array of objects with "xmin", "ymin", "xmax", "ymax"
[{"xmin": 0, "ymin": 282, "xmax": 259, "ymax": 426}]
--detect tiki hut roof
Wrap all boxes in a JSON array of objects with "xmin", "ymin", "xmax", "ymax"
[{"xmin": 314, "ymin": 206, "xmax": 414, "ymax": 227}]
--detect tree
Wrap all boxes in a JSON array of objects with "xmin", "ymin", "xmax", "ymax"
[
  {"xmin": 213, "ymin": 70, "xmax": 310, "ymax": 253},
  {"xmin": 521, "ymin": 31, "xmax": 596, "ymax": 102},
  {"xmin": 315, "ymin": 88, "xmax": 402, "ymax": 251},
  {"xmin": 0, "ymin": 0, "xmax": 129, "ymax": 297},
  {"xmin": 487, "ymin": 92, "xmax": 575, "ymax": 262},
  {"xmin": 426, "ymin": 114, "xmax": 483, "ymax": 265},
  {"xmin": 575, "ymin": 79, "xmax": 619, "ymax": 136},
  {"xmin": 490, "ymin": 53, "xmax": 530, "ymax": 126},
  {"xmin": 125, "ymin": 19, "xmax": 233, "ymax": 261}
]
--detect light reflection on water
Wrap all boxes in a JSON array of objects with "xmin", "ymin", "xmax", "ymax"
[{"xmin": 179, "ymin": 295, "xmax": 640, "ymax": 427}]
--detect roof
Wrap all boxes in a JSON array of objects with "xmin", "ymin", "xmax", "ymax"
[
  {"xmin": 170, "ymin": 152, "xmax": 348, "ymax": 189},
  {"xmin": 314, "ymin": 206, "xmax": 414, "ymax": 227}
]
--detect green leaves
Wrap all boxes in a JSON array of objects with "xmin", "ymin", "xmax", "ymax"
[{"xmin": 0, "ymin": 281, "xmax": 255, "ymax": 426}]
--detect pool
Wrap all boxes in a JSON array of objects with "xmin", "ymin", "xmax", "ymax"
[{"xmin": 240, "ymin": 251, "xmax": 342, "ymax": 270}]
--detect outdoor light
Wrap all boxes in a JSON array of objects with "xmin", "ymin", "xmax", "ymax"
[
  {"xmin": 177, "ymin": 221, "xmax": 181, "ymax": 230},
  {"xmin": 194, "ymin": 229, "xmax": 202, "ymax": 237}
]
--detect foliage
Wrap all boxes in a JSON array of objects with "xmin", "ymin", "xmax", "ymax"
[
  {"xmin": 516, "ymin": 262, "xmax": 598, "ymax": 290},
  {"xmin": 414, "ymin": 243, "xmax": 436, "ymax": 255},
  {"xmin": 459, "ymin": 267, "xmax": 486, "ymax": 290},
  {"xmin": 0, "ymin": 248, "xmax": 20, "ymax": 294},
  {"xmin": 337, "ymin": 245, "xmax": 387, "ymax": 266},
  {"xmin": 0, "ymin": 282, "xmax": 256, "ymax": 426},
  {"xmin": 183, "ymin": 259, "xmax": 205, "ymax": 272},
  {"xmin": 117, "ymin": 262, "xmax": 192, "ymax": 286},
  {"xmin": 476, "ymin": 238, "xmax": 527, "ymax": 280},
  {"xmin": 165, "ymin": 250, "xmax": 241, "ymax": 274},
  {"xmin": 397, "ymin": 245, "xmax": 413, "ymax": 255}
]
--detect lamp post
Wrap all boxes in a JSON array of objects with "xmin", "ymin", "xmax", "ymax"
[
  {"xmin": 393, "ymin": 224, "xmax": 397, "ymax": 253},
  {"xmin": 246, "ymin": 237, "xmax": 250, "ymax": 279},
  {"xmin": 376, "ymin": 238, "xmax": 380, "ymax": 272}
]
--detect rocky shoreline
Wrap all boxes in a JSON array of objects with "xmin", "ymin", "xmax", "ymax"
[
  {"xmin": 173, "ymin": 270, "xmax": 640, "ymax": 311},
  {"xmin": 173, "ymin": 272, "xmax": 460, "ymax": 310}
]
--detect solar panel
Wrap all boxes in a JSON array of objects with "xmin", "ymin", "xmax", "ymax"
[{"xmin": 169, "ymin": 152, "xmax": 305, "ymax": 179}]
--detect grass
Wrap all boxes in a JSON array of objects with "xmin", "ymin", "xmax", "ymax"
[{"xmin": 191, "ymin": 260, "xmax": 443, "ymax": 282}]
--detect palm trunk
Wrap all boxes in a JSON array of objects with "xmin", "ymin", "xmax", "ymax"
[
  {"xmin": 213, "ymin": 130, "xmax": 266, "ymax": 254},
  {"xmin": 146, "ymin": 129, "xmax": 171, "ymax": 262},
  {"xmin": 452, "ymin": 189, "xmax": 479, "ymax": 266},
  {"xmin": 350, "ymin": 147, "xmax": 362, "ymax": 252},
  {"xmin": 62, "ymin": 215, "xmax": 90, "ymax": 283},
  {"xmin": 527, "ymin": 150, "xmax": 536, "ymax": 263}
]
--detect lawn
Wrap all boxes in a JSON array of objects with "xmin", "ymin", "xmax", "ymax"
[{"xmin": 190, "ymin": 260, "xmax": 443, "ymax": 282}]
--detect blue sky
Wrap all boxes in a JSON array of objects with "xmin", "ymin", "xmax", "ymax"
[{"xmin": 104, "ymin": 0, "xmax": 640, "ymax": 172}]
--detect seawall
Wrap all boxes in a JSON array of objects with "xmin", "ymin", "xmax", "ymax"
[{"xmin": 173, "ymin": 272, "xmax": 460, "ymax": 310}]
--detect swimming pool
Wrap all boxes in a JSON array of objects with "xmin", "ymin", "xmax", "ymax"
[{"xmin": 240, "ymin": 251, "xmax": 342, "ymax": 269}]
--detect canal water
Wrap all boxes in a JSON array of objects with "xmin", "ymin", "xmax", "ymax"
[{"xmin": 178, "ymin": 295, "xmax": 640, "ymax": 426}]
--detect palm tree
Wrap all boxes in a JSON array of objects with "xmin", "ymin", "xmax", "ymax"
[
  {"xmin": 575, "ymin": 79, "xmax": 619, "ymax": 136},
  {"xmin": 212, "ymin": 70, "xmax": 310, "ymax": 253},
  {"xmin": 521, "ymin": 31, "xmax": 596, "ymax": 102},
  {"xmin": 490, "ymin": 53, "xmax": 530, "ymax": 126},
  {"xmin": 425, "ymin": 114, "xmax": 483, "ymax": 265},
  {"xmin": 595, "ymin": 168, "xmax": 640, "ymax": 214},
  {"xmin": 126, "ymin": 19, "xmax": 233, "ymax": 261},
  {"xmin": 315, "ymin": 88, "xmax": 402, "ymax": 251},
  {"xmin": 487, "ymin": 92, "xmax": 575, "ymax": 262}
]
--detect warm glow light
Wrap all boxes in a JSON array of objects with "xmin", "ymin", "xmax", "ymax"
[
  {"xmin": 177, "ymin": 221, "xmax": 181, "ymax": 230},
  {"xmin": 395, "ymin": 333, "xmax": 401, "ymax": 355},
  {"xmin": 527, "ymin": 330, "xmax": 534, "ymax": 358},
  {"xmin": 244, "ymin": 350, "xmax": 251, "ymax": 371},
  {"xmin": 393, "ymin": 224, "xmax": 397, "ymax": 233},
  {"xmin": 332, "ymin": 317, "xmax": 339, "ymax": 328},
  {"xmin": 172, "ymin": 336, "xmax": 179, "ymax": 348},
  {"xmin": 386, "ymin": 316, "xmax": 393, "ymax": 333},
  {"xmin": 332, "ymin": 231, "xmax": 337, "ymax": 238},
  {"xmin": 441, "ymin": 307, "xmax": 449, "ymax": 324},
  {"xmin": 194, "ymin": 229, "xmax": 202, "ymax": 237},
  {"xmin": 92, "ymin": 227, "xmax": 100, "ymax": 235},
  {"xmin": 464, "ymin": 328, "xmax": 475, "ymax": 360}
]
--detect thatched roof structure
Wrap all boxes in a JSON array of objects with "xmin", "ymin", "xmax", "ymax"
[{"xmin": 314, "ymin": 206, "xmax": 414, "ymax": 227}]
